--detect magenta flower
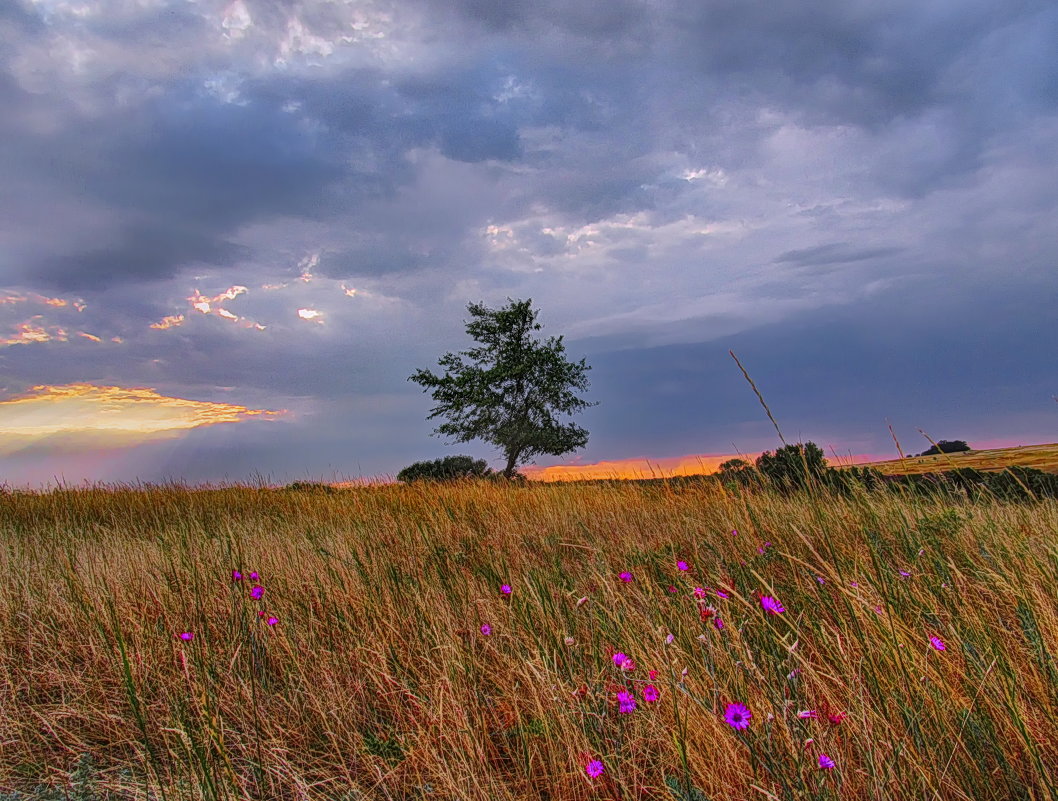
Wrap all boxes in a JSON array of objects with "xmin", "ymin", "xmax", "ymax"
[
  {"xmin": 760, "ymin": 596, "xmax": 784, "ymax": 615},
  {"xmin": 713, "ymin": 616, "xmax": 724, "ymax": 630},
  {"xmin": 731, "ymin": 529, "xmax": 738, "ymax": 536},
  {"xmin": 677, "ymin": 560, "xmax": 689, "ymax": 571},
  {"xmin": 179, "ymin": 632, "xmax": 194, "ymax": 641},
  {"xmin": 500, "ymin": 584, "xmax": 512, "ymax": 595},
  {"xmin": 715, "ymin": 588, "xmax": 730, "ymax": 599},
  {"xmin": 816, "ymin": 576, "xmax": 826, "ymax": 584},
  {"xmin": 620, "ymin": 657, "xmax": 636, "ymax": 672},
  {"xmin": 249, "ymin": 571, "xmax": 259, "ymax": 580},
  {"xmin": 250, "ymin": 585, "xmax": 264, "ymax": 600},
  {"xmin": 585, "ymin": 759, "xmax": 605, "ymax": 778},
  {"xmin": 724, "ymin": 702, "xmax": 752, "ymax": 730},
  {"xmin": 693, "ymin": 586, "xmax": 707, "ymax": 599},
  {"xmin": 642, "ymin": 685, "xmax": 660, "ymax": 703},
  {"xmin": 797, "ymin": 710, "xmax": 818, "ymax": 719},
  {"xmin": 930, "ymin": 635, "xmax": 946, "ymax": 651},
  {"xmin": 267, "ymin": 616, "xmax": 278, "ymax": 626},
  {"xmin": 899, "ymin": 570, "xmax": 911, "ymax": 578},
  {"xmin": 619, "ymin": 571, "xmax": 633, "ymax": 583},
  {"xmin": 818, "ymin": 753, "xmax": 836, "ymax": 770},
  {"xmin": 480, "ymin": 623, "xmax": 492, "ymax": 636},
  {"xmin": 231, "ymin": 570, "xmax": 243, "ymax": 581},
  {"xmin": 612, "ymin": 652, "xmax": 629, "ymax": 667},
  {"xmin": 617, "ymin": 690, "xmax": 637, "ymax": 714}
]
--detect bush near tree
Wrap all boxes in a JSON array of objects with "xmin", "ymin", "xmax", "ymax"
[{"xmin": 397, "ymin": 455, "xmax": 493, "ymax": 483}]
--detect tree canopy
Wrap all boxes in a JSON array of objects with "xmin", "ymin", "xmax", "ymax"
[{"xmin": 409, "ymin": 298, "xmax": 595, "ymax": 479}]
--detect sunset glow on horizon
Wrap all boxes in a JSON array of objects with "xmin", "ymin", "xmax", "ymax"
[{"xmin": 0, "ymin": 384, "xmax": 287, "ymax": 456}]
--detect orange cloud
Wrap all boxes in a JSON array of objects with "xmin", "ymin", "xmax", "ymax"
[
  {"xmin": 76, "ymin": 332, "xmax": 102, "ymax": 342},
  {"xmin": 0, "ymin": 317, "xmax": 68, "ymax": 346},
  {"xmin": 185, "ymin": 286, "xmax": 264, "ymax": 329},
  {"xmin": 150, "ymin": 314, "xmax": 185, "ymax": 330},
  {"xmin": 524, "ymin": 452, "xmax": 743, "ymax": 482},
  {"xmin": 0, "ymin": 384, "xmax": 286, "ymax": 455}
]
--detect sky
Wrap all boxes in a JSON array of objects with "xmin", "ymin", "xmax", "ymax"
[{"xmin": 1, "ymin": 0, "xmax": 1056, "ymax": 487}]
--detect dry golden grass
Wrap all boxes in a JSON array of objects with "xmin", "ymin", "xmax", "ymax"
[
  {"xmin": 845, "ymin": 442, "xmax": 1058, "ymax": 476},
  {"xmin": 0, "ymin": 480, "xmax": 1056, "ymax": 800}
]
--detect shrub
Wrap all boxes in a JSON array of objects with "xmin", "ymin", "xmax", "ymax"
[
  {"xmin": 397, "ymin": 455, "xmax": 493, "ymax": 483},
  {"xmin": 755, "ymin": 442, "xmax": 828, "ymax": 491},
  {"xmin": 916, "ymin": 440, "xmax": 971, "ymax": 457},
  {"xmin": 283, "ymin": 481, "xmax": 338, "ymax": 494},
  {"xmin": 716, "ymin": 458, "xmax": 752, "ymax": 475}
]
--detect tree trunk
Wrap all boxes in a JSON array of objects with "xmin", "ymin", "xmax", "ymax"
[{"xmin": 503, "ymin": 448, "xmax": 522, "ymax": 479}]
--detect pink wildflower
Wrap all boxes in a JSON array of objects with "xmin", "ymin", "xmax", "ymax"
[
  {"xmin": 249, "ymin": 572, "xmax": 259, "ymax": 580},
  {"xmin": 585, "ymin": 759, "xmax": 605, "ymax": 778},
  {"xmin": 267, "ymin": 616, "xmax": 278, "ymax": 626},
  {"xmin": 724, "ymin": 702, "xmax": 752, "ymax": 730},
  {"xmin": 619, "ymin": 571, "xmax": 633, "ymax": 583},
  {"xmin": 231, "ymin": 570, "xmax": 243, "ymax": 581},
  {"xmin": 179, "ymin": 632, "xmax": 193, "ymax": 641},
  {"xmin": 668, "ymin": 585, "xmax": 677, "ymax": 594},
  {"xmin": 693, "ymin": 586, "xmax": 707, "ymax": 599},
  {"xmin": 500, "ymin": 584, "xmax": 512, "ymax": 595},
  {"xmin": 816, "ymin": 576, "xmax": 825, "ymax": 584},
  {"xmin": 818, "ymin": 753, "xmax": 836, "ymax": 770},
  {"xmin": 648, "ymin": 669, "xmax": 658, "ymax": 680},
  {"xmin": 480, "ymin": 623, "xmax": 492, "ymax": 636},
  {"xmin": 761, "ymin": 596, "xmax": 784, "ymax": 615},
  {"xmin": 715, "ymin": 588, "xmax": 730, "ymax": 599},
  {"xmin": 731, "ymin": 529, "xmax": 738, "ymax": 536},
  {"xmin": 617, "ymin": 690, "xmax": 637, "ymax": 714},
  {"xmin": 612, "ymin": 652, "xmax": 629, "ymax": 667},
  {"xmin": 713, "ymin": 616, "xmax": 724, "ymax": 630},
  {"xmin": 677, "ymin": 560, "xmax": 689, "ymax": 571},
  {"xmin": 797, "ymin": 710, "xmax": 818, "ymax": 719},
  {"xmin": 620, "ymin": 657, "xmax": 636, "ymax": 672},
  {"xmin": 930, "ymin": 635, "xmax": 946, "ymax": 651},
  {"xmin": 642, "ymin": 685, "xmax": 660, "ymax": 703},
  {"xmin": 250, "ymin": 585, "xmax": 264, "ymax": 600},
  {"xmin": 665, "ymin": 633, "xmax": 674, "ymax": 644}
]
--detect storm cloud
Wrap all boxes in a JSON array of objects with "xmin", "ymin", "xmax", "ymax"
[{"xmin": 0, "ymin": 0, "xmax": 1055, "ymax": 486}]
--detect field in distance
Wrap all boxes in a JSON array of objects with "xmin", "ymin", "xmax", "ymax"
[{"xmin": 845, "ymin": 441, "xmax": 1058, "ymax": 476}]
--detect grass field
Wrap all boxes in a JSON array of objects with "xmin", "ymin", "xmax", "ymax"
[
  {"xmin": 844, "ymin": 442, "xmax": 1058, "ymax": 476},
  {"xmin": 1, "ymin": 479, "xmax": 1056, "ymax": 800}
]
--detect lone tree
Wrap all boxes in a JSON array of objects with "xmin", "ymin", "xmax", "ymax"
[{"xmin": 409, "ymin": 298, "xmax": 595, "ymax": 479}]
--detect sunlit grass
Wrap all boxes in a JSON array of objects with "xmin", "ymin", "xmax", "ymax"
[{"xmin": 0, "ymin": 479, "xmax": 1055, "ymax": 800}]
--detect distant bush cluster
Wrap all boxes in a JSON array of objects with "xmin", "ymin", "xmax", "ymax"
[
  {"xmin": 712, "ymin": 440, "xmax": 1058, "ymax": 502},
  {"xmin": 913, "ymin": 440, "xmax": 971, "ymax": 457}
]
